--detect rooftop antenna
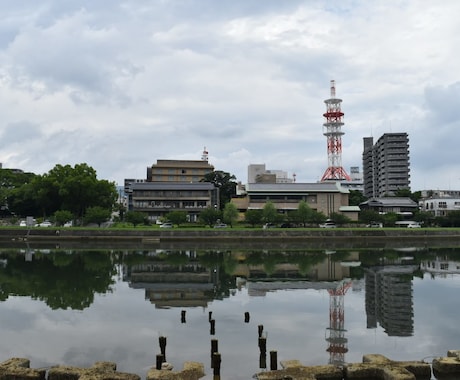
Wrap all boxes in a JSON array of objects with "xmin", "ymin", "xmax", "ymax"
[{"xmin": 201, "ymin": 147, "xmax": 209, "ymax": 162}]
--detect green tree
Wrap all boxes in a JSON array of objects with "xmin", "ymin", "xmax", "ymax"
[
  {"xmin": 124, "ymin": 211, "xmax": 148, "ymax": 226},
  {"xmin": 8, "ymin": 163, "xmax": 118, "ymax": 219},
  {"xmin": 294, "ymin": 200, "xmax": 312, "ymax": 227},
  {"xmin": 0, "ymin": 169, "xmax": 36, "ymax": 215},
  {"xmin": 244, "ymin": 209, "xmax": 262, "ymax": 227},
  {"xmin": 54, "ymin": 210, "xmax": 74, "ymax": 226},
  {"xmin": 383, "ymin": 212, "xmax": 399, "ymax": 227},
  {"xmin": 199, "ymin": 207, "xmax": 221, "ymax": 227},
  {"xmin": 329, "ymin": 212, "xmax": 351, "ymax": 226},
  {"xmin": 223, "ymin": 202, "xmax": 239, "ymax": 227},
  {"xmin": 262, "ymin": 201, "xmax": 278, "ymax": 224},
  {"xmin": 358, "ymin": 210, "xmax": 383, "ymax": 225},
  {"xmin": 310, "ymin": 210, "xmax": 327, "ymax": 225},
  {"xmin": 201, "ymin": 170, "xmax": 237, "ymax": 209},
  {"xmin": 84, "ymin": 206, "xmax": 112, "ymax": 227},
  {"xmin": 349, "ymin": 190, "xmax": 367, "ymax": 206},
  {"xmin": 165, "ymin": 210, "xmax": 187, "ymax": 226}
]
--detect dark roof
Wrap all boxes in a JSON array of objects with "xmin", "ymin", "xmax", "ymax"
[{"xmin": 360, "ymin": 197, "xmax": 417, "ymax": 207}]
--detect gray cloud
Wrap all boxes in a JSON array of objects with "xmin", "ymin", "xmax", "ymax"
[{"xmin": 0, "ymin": 0, "xmax": 459, "ymax": 189}]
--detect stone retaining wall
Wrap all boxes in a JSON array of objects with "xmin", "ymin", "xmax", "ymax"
[
  {"xmin": 2, "ymin": 351, "xmax": 460, "ymax": 380},
  {"xmin": 1, "ymin": 227, "xmax": 460, "ymax": 250}
]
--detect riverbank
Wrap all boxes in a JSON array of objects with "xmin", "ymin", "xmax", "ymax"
[{"xmin": 0, "ymin": 227, "xmax": 460, "ymax": 249}]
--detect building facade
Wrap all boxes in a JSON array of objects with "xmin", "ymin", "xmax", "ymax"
[
  {"xmin": 362, "ymin": 133, "xmax": 410, "ymax": 198},
  {"xmin": 232, "ymin": 182, "xmax": 358, "ymax": 220},
  {"xmin": 147, "ymin": 159, "xmax": 214, "ymax": 183},
  {"xmin": 127, "ymin": 182, "xmax": 219, "ymax": 223},
  {"xmin": 420, "ymin": 197, "xmax": 460, "ymax": 217}
]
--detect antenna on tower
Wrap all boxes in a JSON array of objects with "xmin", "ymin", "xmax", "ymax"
[
  {"xmin": 330, "ymin": 79, "xmax": 336, "ymax": 98},
  {"xmin": 201, "ymin": 147, "xmax": 209, "ymax": 162}
]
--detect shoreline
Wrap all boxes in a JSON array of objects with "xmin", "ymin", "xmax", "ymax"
[{"xmin": 1, "ymin": 227, "xmax": 459, "ymax": 250}]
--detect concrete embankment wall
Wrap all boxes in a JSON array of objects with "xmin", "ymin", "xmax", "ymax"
[{"xmin": 0, "ymin": 227, "xmax": 460, "ymax": 249}]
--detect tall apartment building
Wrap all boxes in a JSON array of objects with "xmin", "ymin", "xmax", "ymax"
[{"xmin": 362, "ymin": 133, "xmax": 410, "ymax": 198}]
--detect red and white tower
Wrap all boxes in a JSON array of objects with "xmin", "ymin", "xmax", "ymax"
[
  {"xmin": 320, "ymin": 80, "xmax": 351, "ymax": 181},
  {"xmin": 326, "ymin": 280, "xmax": 352, "ymax": 366}
]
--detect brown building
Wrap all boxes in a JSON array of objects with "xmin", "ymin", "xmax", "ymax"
[
  {"xmin": 232, "ymin": 182, "xmax": 358, "ymax": 220},
  {"xmin": 147, "ymin": 159, "xmax": 214, "ymax": 183}
]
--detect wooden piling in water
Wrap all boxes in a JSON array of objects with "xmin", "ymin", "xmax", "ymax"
[
  {"xmin": 210, "ymin": 319, "xmax": 216, "ymax": 335},
  {"xmin": 156, "ymin": 354, "xmax": 164, "ymax": 370},
  {"xmin": 258, "ymin": 337, "xmax": 266, "ymax": 353},
  {"xmin": 212, "ymin": 352, "xmax": 221, "ymax": 376},
  {"xmin": 258, "ymin": 324, "xmax": 264, "ymax": 338},
  {"xmin": 244, "ymin": 312, "xmax": 250, "ymax": 323},
  {"xmin": 159, "ymin": 336, "xmax": 167, "ymax": 360},
  {"xmin": 181, "ymin": 310, "xmax": 186, "ymax": 323},
  {"xmin": 270, "ymin": 350, "xmax": 277, "ymax": 370}
]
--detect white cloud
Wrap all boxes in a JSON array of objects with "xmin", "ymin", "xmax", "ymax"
[{"xmin": 0, "ymin": 0, "xmax": 458, "ymax": 190}]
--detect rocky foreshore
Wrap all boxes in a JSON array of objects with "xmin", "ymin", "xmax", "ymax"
[{"xmin": 2, "ymin": 350, "xmax": 460, "ymax": 380}]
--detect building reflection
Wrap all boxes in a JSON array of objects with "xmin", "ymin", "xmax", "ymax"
[
  {"xmin": 126, "ymin": 250, "xmax": 218, "ymax": 308},
  {"xmin": 364, "ymin": 256, "xmax": 418, "ymax": 337}
]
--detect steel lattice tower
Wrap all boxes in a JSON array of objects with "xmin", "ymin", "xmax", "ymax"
[
  {"xmin": 326, "ymin": 280, "xmax": 352, "ymax": 366},
  {"xmin": 321, "ymin": 80, "xmax": 351, "ymax": 181}
]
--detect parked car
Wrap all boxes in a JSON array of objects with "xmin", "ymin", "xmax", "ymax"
[
  {"xmin": 319, "ymin": 220, "xmax": 336, "ymax": 228},
  {"xmin": 19, "ymin": 220, "xmax": 27, "ymax": 227},
  {"xmin": 213, "ymin": 223, "xmax": 227, "ymax": 228},
  {"xmin": 160, "ymin": 222, "xmax": 173, "ymax": 228},
  {"xmin": 407, "ymin": 223, "xmax": 421, "ymax": 228},
  {"xmin": 263, "ymin": 223, "xmax": 277, "ymax": 229},
  {"xmin": 37, "ymin": 221, "xmax": 53, "ymax": 227},
  {"xmin": 366, "ymin": 222, "xmax": 383, "ymax": 228}
]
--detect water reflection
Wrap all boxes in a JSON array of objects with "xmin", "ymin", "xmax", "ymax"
[{"xmin": 0, "ymin": 247, "xmax": 459, "ymax": 378}]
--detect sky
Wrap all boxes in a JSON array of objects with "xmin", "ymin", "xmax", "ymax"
[{"xmin": 0, "ymin": 0, "xmax": 459, "ymax": 191}]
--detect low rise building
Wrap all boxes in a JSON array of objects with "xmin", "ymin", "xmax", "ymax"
[
  {"xmin": 420, "ymin": 196, "xmax": 460, "ymax": 217},
  {"xmin": 232, "ymin": 181, "xmax": 358, "ymax": 220},
  {"xmin": 126, "ymin": 181, "xmax": 219, "ymax": 223},
  {"xmin": 359, "ymin": 197, "xmax": 418, "ymax": 217}
]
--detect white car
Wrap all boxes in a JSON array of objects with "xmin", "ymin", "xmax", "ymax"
[
  {"xmin": 319, "ymin": 220, "xmax": 336, "ymax": 228},
  {"xmin": 160, "ymin": 222, "xmax": 173, "ymax": 228},
  {"xmin": 37, "ymin": 221, "xmax": 53, "ymax": 227},
  {"xmin": 19, "ymin": 220, "xmax": 27, "ymax": 227}
]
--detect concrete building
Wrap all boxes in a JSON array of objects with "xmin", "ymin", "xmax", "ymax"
[
  {"xmin": 147, "ymin": 159, "xmax": 214, "ymax": 183},
  {"xmin": 126, "ymin": 181, "xmax": 219, "ymax": 223},
  {"xmin": 363, "ymin": 133, "xmax": 410, "ymax": 198},
  {"xmin": 420, "ymin": 196, "xmax": 460, "ymax": 217},
  {"xmin": 232, "ymin": 182, "xmax": 359, "ymax": 220},
  {"xmin": 247, "ymin": 164, "xmax": 294, "ymax": 184}
]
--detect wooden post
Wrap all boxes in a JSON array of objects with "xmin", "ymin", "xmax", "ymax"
[
  {"xmin": 210, "ymin": 319, "xmax": 216, "ymax": 335},
  {"xmin": 258, "ymin": 337, "xmax": 266, "ymax": 353},
  {"xmin": 156, "ymin": 354, "xmax": 164, "ymax": 370},
  {"xmin": 181, "ymin": 310, "xmax": 186, "ymax": 323},
  {"xmin": 159, "ymin": 336, "xmax": 167, "ymax": 360},
  {"xmin": 244, "ymin": 312, "xmax": 250, "ymax": 323},
  {"xmin": 211, "ymin": 339, "xmax": 218, "ymax": 368},
  {"xmin": 208, "ymin": 311, "xmax": 213, "ymax": 321},
  {"xmin": 212, "ymin": 352, "xmax": 221, "ymax": 376},
  {"xmin": 270, "ymin": 350, "xmax": 277, "ymax": 370},
  {"xmin": 259, "ymin": 352, "xmax": 266, "ymax": 369},
  {"xmin": 258, "ymin": 324, "xmax": 264, "ymax": 338}
]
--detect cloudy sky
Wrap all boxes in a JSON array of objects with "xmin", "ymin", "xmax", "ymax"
[{"xmin": 0, "ymin": 0, "xmax": 459, "ymax": 190}]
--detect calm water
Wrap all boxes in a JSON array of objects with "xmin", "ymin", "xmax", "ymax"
[{"xmin": 0, "ymin": 246, "xmax": 459, "ymax": 379}]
